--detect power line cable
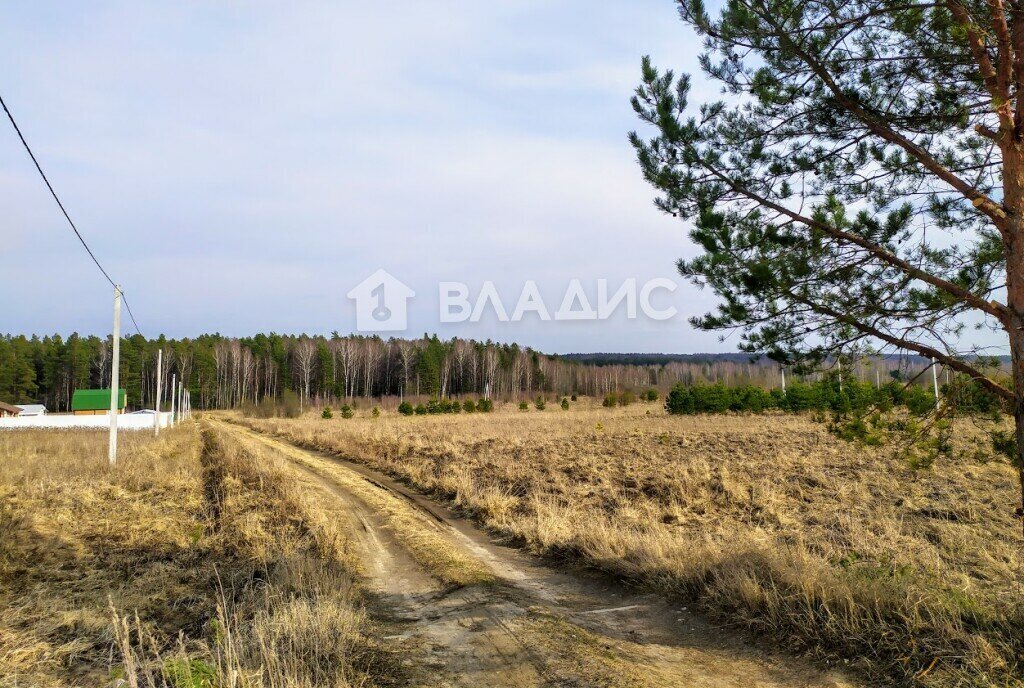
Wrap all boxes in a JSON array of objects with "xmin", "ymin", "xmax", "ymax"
[
  {"xmin": 121, "ymin": 295, "xmax": 143, "ymax": 338},
  {"xmin": 0, "ymin": 92, "xmax": 143, "ymax": 336}
]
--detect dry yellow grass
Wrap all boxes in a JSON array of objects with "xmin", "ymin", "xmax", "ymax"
[
  {"xmin": 232, "ymin": 401, "xmax": 1024, "ymax": 688},
  {"xmin": 0, "ymin": 424, "xmax": 389, "ymax": 688},
  {"xmin": 0, "ymin": 428, "xmax": 205, "ymax": 686},
  {"xmin": 223, "ymin": 425, "xmax": 495, "ymax": 588}
]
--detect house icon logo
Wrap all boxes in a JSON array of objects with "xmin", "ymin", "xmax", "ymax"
[{"xmin": 347, "ymin": 269, "xmax": 415, "ymax": 332}]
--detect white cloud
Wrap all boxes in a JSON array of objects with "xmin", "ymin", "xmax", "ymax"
[{"xmin": 0, "ymin": 0, "xmax": 732, "ymax": 352}]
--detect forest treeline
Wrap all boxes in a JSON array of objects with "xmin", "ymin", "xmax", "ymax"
[
  {"xmin": 663, "ymin": 378, "xmax": 1007, "ymax": 416},
  {"xmin": 0, "ymin": 332, "xmax": 950, "ymax": 411}
]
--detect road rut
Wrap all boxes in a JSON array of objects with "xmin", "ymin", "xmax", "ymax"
[{"xmin": 215, "ymin": 421, "xmax": 857, "ymax": 688}]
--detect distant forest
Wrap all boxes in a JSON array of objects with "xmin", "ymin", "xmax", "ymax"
[
  {"xmin": 563, "ymin": 352, "xmax": 768, "ymax": 366},
  {"xmin": 563, "ymin": 352, "xmax": 1012, "ymax": 367},
  {"xmin": 0, "ymin": 332, "xmax": 955, "ymax": 412}
]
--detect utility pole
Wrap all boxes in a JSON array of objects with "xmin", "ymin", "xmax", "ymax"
[
  {"xmin": 932, "ymin": 358, "xmax": 940, "ymax": 405},
  {"xmin": 780, "ymin": 367, "xmax": 786, "ymax": 393},
  {"xmin": 170, "ymin": 373, "xmax": 177, "ymax": 429},
  {"xmin": 155, "ymin": 350, "xmax": 163, "ymax": 436},
  {"xmin": 108, "ymin": 286, "xmax": 121, "ymax": 466}
]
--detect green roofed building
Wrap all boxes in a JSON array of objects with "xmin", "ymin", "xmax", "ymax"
[{"xmin": 71, "ymin": 389, "xmax": 126, "ymax": 416}]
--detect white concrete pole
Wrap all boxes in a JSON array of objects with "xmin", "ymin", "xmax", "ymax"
[
  {"xmin": 108, "ymin": 286, "xmax": 122, "ymax": 466},
  {"xmin": 876, "ymin": 368, "xmax": 880, "ymax": 389},
  {"xmin": 155, "ymin": 349, "xmax": 163, "ymax": 436},
  {"xmin": 781, "ymin": 367, "xmax": 786, "ymax": 393},
  {"xmin": 170, "ymin": 374, "xmax": 177, "ymax": 429},
  {"xmin": 932, "ymin": 359, "xmax": 940, "ymax": 404},
  {"xmin": 838, "ymin": 358, "xmax": 843, "ymax": 394}
]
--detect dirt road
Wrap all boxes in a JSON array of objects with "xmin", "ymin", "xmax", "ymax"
[{"xmin": 214, "ymin": 421, "xmax": 857, "ymax": 688}]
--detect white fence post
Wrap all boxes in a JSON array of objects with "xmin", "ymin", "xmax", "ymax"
[
  {"xmin": 155, "ymin": 349, "xmax": 163, "ymax": 436},
  {"xmin": 108, "ymin": 286, "xmax": 121, "ymax": 466}
]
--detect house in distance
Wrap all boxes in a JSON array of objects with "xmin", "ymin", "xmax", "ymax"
[
  {"xmin": 71, "ymin": 389, "xmax": 127, "ymax": 416},
  {"xmin": 0, "ymin": 402, "xmax": 22, "ymax": 418},
  {"xmin": 16, "ymin": 404, "xmax": 47, "ymax": 416}
]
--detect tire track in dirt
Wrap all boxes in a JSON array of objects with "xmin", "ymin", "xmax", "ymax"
[
  {"xmin": 300, "ymin": 460, "xmax": 557, "ymax": 685},
  {"xmin": 216, "ymin": 421, "xmax": 858, "ymax": 688},
  {"xmin": 216, "ymin": 421, "xmax": 556, "ymax": 686}
]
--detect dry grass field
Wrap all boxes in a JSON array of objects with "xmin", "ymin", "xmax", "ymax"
[
  {"xmin": 0, "ymin": 424, "xmax": 390, "ymax": 687},
  {"xmin": 233, "ymin": 401, "xmax": 1024, "ymax": 688}
]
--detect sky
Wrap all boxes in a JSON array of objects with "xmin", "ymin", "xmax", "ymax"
[{"xmin": 0, "ymin": 1, "xmax": 737, "ymax": 353}]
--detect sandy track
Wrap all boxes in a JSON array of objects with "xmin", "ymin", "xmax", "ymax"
[{"xmin": 215, "ymin": 421, "xmax": 857, "ymax": 688}]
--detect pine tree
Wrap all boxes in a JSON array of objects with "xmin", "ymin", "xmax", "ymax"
[{"xmin": 632, "ymin": 0, "xmax": 1024, "ymax": 525}]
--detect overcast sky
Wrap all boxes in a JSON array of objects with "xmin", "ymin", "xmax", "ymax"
[{"xmin": 0, "ymin": 1, "xmax": 742, "ymax": 353}]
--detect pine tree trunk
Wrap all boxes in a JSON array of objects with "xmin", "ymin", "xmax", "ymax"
[
  {"xmin": 1011, "ymin": 312, "xmax": 1024, "ymax": 535},
  {"xmin": 1013, "ymin": 397, "xmax": 1024, "ymax": 535},
  {"xmin": 1005, "ymin": 146, "xmax": 1024, "ymax": 536}
]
